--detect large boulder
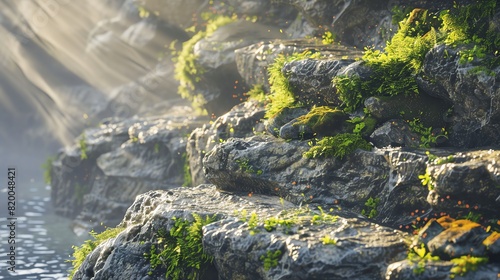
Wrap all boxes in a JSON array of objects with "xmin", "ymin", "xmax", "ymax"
[
  {"xmin": 234, "ymin": 40, "xmax": 361, "ymax": 92},
  {"xmin": 187, "ymin": 100, "xmax": 266, "ymax": 186},
  {"xmin": 72, "ymin": 185, "xmax": 410, "ymax": 280},
  {"xmin": 418, "ymin": 45, "xmax": 500, "ymax": 148},
  {"xmin": 51, "ymin": 112, "xmax": 206, "ymax": 232}
]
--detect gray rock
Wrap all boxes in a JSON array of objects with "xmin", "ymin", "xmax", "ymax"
[
  {"xmin": 370, "ymin": 119, "xmax": 421, "ymax": 148},
  {"xmin": 266, "ymin": 107, "xmax": 308, "ymax": 136},
  {"xmin": 285, "ymin": 58, "xmax": 356, "ymax": 107},
  {"xmin": 235, "ymin": 40, "xmax": 362, "ymax": 92},
  {"xmin": 187, "ymin": 100, "xmax": 266, "ymax": 186},
  {"xmin": 203, "ymin": 135, "xmax": 432, "ymax": 228},
  {"xmin": 419, "ymin": 45, "xmax": 500, "ymax": 148},
  {"xmin": 73, "ymin": 185, "xmax": 410, "ymax": 280},
  {"xmin": 51, "ymin": 113, "xmax": 206, "ymax": 230}
]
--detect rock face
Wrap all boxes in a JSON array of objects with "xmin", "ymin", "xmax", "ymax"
[
  {"xmin": 51, "ymin": 110, "xmax": 206, "ymax": 231},
  {"xmin": 73, "ymin": 185, "xmax": 410, "ymax": 280},
  {"xmin": 419, "ymin": 45, "xmax": 500, "ymax": 148}
]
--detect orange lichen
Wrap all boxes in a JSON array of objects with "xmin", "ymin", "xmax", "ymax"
[{"xmin": 483, "ymin": 232, "xmax": 500, "ymax": 247}]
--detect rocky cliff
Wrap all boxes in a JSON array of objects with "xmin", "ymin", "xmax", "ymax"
[{"xmin": 49, "ymin": 0, "xmax": 500, "ymax": 279}]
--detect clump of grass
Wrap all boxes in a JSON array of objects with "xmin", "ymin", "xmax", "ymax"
[
  {"xmin": 79, "ymin": 134, "xmax": 88, "ymax": 160},
  {"xmin": 174, "ymin": 14, "xmax": 236, "ymax": 114},
  {"xmin": 68, "ymin": 227, "xmax": 125, "ymax": 279},
  {"xmin": 145, "ymin": 213, "xmax": 217, "ymax": 280},
  {"xmin": 304, "ymin": 133, "xmax": 372, "ymax": 159}
]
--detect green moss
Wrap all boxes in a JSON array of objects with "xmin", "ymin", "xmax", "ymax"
[
  {"xmin": 265, "ymin": 51, "xmax": 321, "ymax": 118},
  {"xmin": 260, "ymin": 250, "xmax": 282, "ymax": 271},
  {"xmin": 321, "ymin": 31, "xmax": 336, "ymax": 45},
  {"xmin": 174, "ymin": 15, "xmax": 236, "ymax": 114},
  {"xmin": 440, "ymin": 0, "xmax": 499, "ymax": 65},
  {"xmin": 407, "ymin": 118, "xmax": 448, "ymax": 148},
  {"xmin": 304, "ymin": 133, "xmax": 372, "ymax": 159},
  {"xmin": 68, "ymin": 227, "xmax": 126, "ymax": 279},
  {"xmin": 79, "ymin": 134, "xmax": 88, "ymax": 160},
  {"xmin": 41, "ymin": 156, "xmax": 54, "ymax": 185},
  {"xmin": 361, "ymin": 197, "xmax": 380, "ymax": 219},
  {"xmin": 293, "ymin": 106, "xmax": 349, "ymax": 136},
  {"xmin": 246, "ymin": 84, "xmax": 267, "ymax": 103},
  {"xmin": 145, "ymin": 213, "xmax": 218, "ymax": 280}
]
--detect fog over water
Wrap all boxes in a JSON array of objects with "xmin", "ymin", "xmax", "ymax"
[{"xmin": 0, "ymin": 1, "xmax": 182, "ymax": 278}]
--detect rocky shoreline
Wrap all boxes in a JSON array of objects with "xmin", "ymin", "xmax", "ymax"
[{"xmin": 48, "ymin": 0, "xmax": 500, "ymax": 279}]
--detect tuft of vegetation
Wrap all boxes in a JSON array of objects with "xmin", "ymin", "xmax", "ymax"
[
  {"xmin": 418, "ymin": 168, "xmax": 434, "ymax": 191},
  {"xmin": 145, "ymin": 213, "xmax": 218, "ymax": 280},
  {"xmin": 246, "ymin": 84, "xmax": 267, "ymax": 103},
  {"xmin": 79, "ymin": 134, "xmax": 88, "ymax": 160},
  {"xmin": 336, "ymin": 1, "xmax": 499, "ymax": 113},
  {"xmin": 265, "ymin": 51, "xmax": 321, "ymax": 118},
  {"xmin": 235, "ymin": 158, "xmax": 263, "ymax": 175},
  {"xmin": 304, "ymin": 133, "xmax": 372, "ymax": 159},
  {"xmin": 407, "ymin": 243, "xmax": 440, "ymax": 275},
  {"xmin": 174, "ymin": 14, "xmax": 236, "ymax": 114},
  {"xmin": 440, "ymin": 0, "xmax": 499, "ymax": 68},
  {"xmin": 260, "ymin": 250, "xmax": 282, "ymax": 271},
  {"xmin": 361, "ymin": 197, "xmax": 380, "ymax": 219},
  {"xmin": 182, "ymin": 153, "xmax": 192, "ymax": 187},
  {"xmin": 42, "ymin": 156, "xmax": 55, "ymax": 185},
  {"xmin": 292, "ymin": 106, "xmax": 349, "ymax": 136},
  {"xmin": 450, "ymin": 255, "xmax": 489, "ymax": 278},
  {"xmin": 68, "ymin": 227, "xmax": 126, "ymax": 279}
]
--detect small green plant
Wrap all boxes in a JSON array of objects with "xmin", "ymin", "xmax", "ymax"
[
  {"xmin": 304, "ymin": 133, "xmax": 372, "ymax": 159},
  {"xmin": 321, "ymin": 31, "xmax": 336, "ymax": 45},
  {"xmin": 321, "ymin": 235, "xmax": 337, "ymax": 245},
  {"xmin": 292, "ymin": 106, "xmax": 349, "ymax": 136},
  {"xmin": 79, "ymin": 134, "xmax": 88, "ymax": 160},
  {"xmin": 449, "ymin": 255, "xmax": 488, "ymax": 278},
  {"xmin": 182, "ymin": 153, "xmax": 192, "ymax": 187},
  {"xmin": 407, "ymin": 243, "xmax": 440, "ymax": 275},
  {"xmin": 41, "ymin": 156, "xmax": 55, "ymax": 185},
  {"xmin": 145, "ymin": 213, "xmax": 217, "ymax": 280},
  {"xmin": 68, "ymin": 226, "xmax": 125, "ymax": 279},
  {"xmin": 310, "ymin": 206, "xmax": 338, "ymax": 225},
  {"xmin": 154, "ymin": 143, "xmax": 160, "ymax": 154},
  {"xmin": 418, "ymin": 168, "xmax": 434, "ymax": 191},
  {"xmin": 260, "ymin": 250, "xmax": 282, "ymax": 271},
  {"xmin": 361, "ymin": 197, "xmax": 380, "ymax": 219},
  {"xmin": 248, "ymin": 212, "xmax": 260, "ymax": 235},
  {"xmin": 235, "ymin": 158, "xmax": 262, "ymax": 175}
]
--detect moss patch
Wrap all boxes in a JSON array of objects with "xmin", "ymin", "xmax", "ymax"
[
  {"xmin": 304, "ymin": 133, "xmax": 372, "ymax": 159},
  {"xmin": 68, "ymin": 227, "xmax": 126, "ymax": 279},
  {"xmin": 292, "ymin": 106, "xmax": 350, "ymax": 136}
]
